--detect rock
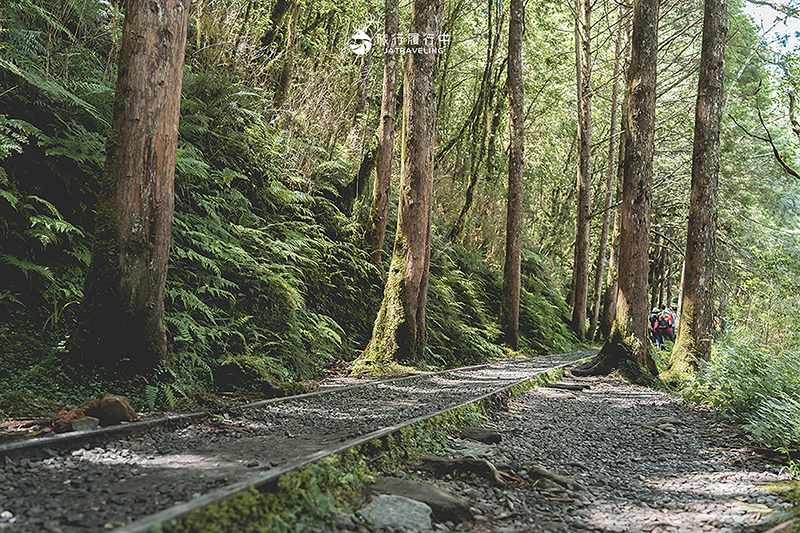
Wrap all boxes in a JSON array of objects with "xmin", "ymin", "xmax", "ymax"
[
  {"xmin": 369, "ymin": 477, "xmax": 473, "ymax": 524},
  {"xmin": 71, "ymin": 417, "xmax": 100, "ymax": 432},
  {"xmin": 53, "ymin": 409, "xmax": 86, "ymax": 434},
  {"xmin": 358, "ymin": 494, "xmax": 433, "ymax": 532},
  {"xmin": 80, "ymin": 395, "xmax": 137, "ymax": 426},
  {"xmin": 460, "ymin": 426, "xmax": 502, "ymax": 444}
]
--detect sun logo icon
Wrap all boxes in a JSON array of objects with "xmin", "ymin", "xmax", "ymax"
[{"xmin": 349, "ymin": 29, "xmax": 372, "ymax": 55}]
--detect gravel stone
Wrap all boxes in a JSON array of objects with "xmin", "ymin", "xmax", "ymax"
[{"xmin": 327, "ymin": 374, "xmax": 791, "ymax": 532}]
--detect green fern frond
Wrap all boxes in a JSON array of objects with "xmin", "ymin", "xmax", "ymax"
[
  {"xmin": 0, "ymin": 58, "xmax": 109, "ymax": 128},
  {"xmin": 0, "ymin": 254, "xmax": 54, "ymax": 282}
]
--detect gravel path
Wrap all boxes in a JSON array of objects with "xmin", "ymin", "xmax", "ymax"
[
  {"xmin": 330, "ymin": 374, "xmax": 793, "ymax": 533},
  {"xmin": 0, "ymin": 351, "xmax": 592, "ymax": 532}
]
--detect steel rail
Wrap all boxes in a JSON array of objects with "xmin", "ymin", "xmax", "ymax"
[
  {"xmin": 0, "ymin": 352, "xmax": 589, "ymax": 461},
  {"xmin": 113, "ymin": 352, "xmax": 592, "ymax": 533}
]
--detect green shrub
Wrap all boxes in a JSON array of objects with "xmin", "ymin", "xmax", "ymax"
[{"xmin": 684, "ymin": 330, "xmax": 800, "ymax": 447}]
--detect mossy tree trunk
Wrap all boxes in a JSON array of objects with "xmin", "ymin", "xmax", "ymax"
[
  {"xmin": 665, "ymin": 0, "xmax": 727, "ymax": 381},
  {"xmin": 360, "ymin": 0, "xmax": 443, "ymax": 366},
  {"xmin": 500, "ymin": 0, "xmax": 524, "ymax": 349},
  {"xmin": 367, "ymin": 0, "xmax": 400, "ymax": 265},
  {"xmin": 574, "ymin": 0, "xmax": 659, "ymax": 382},
  {"xmin": 571, "ymin": 0, "xmax": 592, "ymax": 342},
  {"xmin": 68, "ymin": 0, "xmax": 189, "ymax": 374}
]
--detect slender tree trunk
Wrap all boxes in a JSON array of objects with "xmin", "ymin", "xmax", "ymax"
[
  {"xmin": 273, "ymin": 0, "xmax": 297, "ymax": 110},
  {"xmin": 68, "ymin": 0, "xmax": 189, "ymax": 373},
  {"xmin": 574, "ymin": 0, "xmax": 659, "ymax": 382},
  {"xmin": 599, "ymin": 5, "xmax": 631, "ymax": 340},
  {"xmin": 367, "ymin": 0, "xmax": 400, "ymax": 264},
  {"xmin": 571, "ymin": 0, "xmax": 592, "ymax": 341},
  {"xmin": 500, "ymin": 0, "xmax": 524, "ymax": 349},
  {"xmin": 665, "ymin": 0, "xmax": 727, "ymax": 380},
  {"xmin": 589, "ymin": 1, "xmax": 623, "ymax": 341},
  {"xmin": 447, "ymin": 0, "xmax": 504, "ymax": 242},
  {"xmin": 347, "ymin": 45, "xmax": 373, "ymax": 156},
  {"xmin": 359, "ymin": 0, "xmax": 443, "ymax": 366}
]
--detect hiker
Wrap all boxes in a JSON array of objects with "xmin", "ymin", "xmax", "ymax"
[
  {"xmin": 649, "ymin": 307, "xmax": 661, "ymax": 348},
  {"xmin": 656, "ymin": 306, "xmax": 674, "ymax": 346}
]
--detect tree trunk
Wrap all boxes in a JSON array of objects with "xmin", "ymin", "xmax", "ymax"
[
  {"xmin": 599, "ymin": 6, "xmax": 631, "ymax": 341},
  {"xmin": 589, "ymin": 2, "xmax": 623, "ymax": 341},
  {"xmin": 447, "ymin": 0, "xmax": 503, "ymax": 243},
  {"xmin": 359, "ymin": 0, "xmax": 443, "ymax": 366},
  {"xmin": 68, "ymin": 0, "xmax": 189, "ymax": 374},
  {"xmin": 347, "ymin": 45, "xmax": 373, "ymax": 156},
  {"xmin": 273, "ymin": 0, "xmax": 297, "ymax": 111},
  {"xmin": 500, "ymin": 0, "xmax": 524, "ymax": 349},
  {"xmin": 571, "ymin": 0, "xmax": 592, "ymax": 341},
  {"xmin": 573, "ymin": 0, "xmax": 659, "ymax": 382},
  {"xmin": 367, "ymin": 0, "xmax": 400, "ymax": 264},
  {"xmin": 665, "ymin": 0, "xmax": 727, "ymax": 381}
]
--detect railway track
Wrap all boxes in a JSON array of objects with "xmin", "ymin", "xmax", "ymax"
[{"xmin": 0, "ymin": 350, "xmax": 595, "ymax": 532}]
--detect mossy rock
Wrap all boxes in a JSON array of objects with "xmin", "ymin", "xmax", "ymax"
[{"xmin": 213, "ymin": 355, "xmax": 282, "ymax": 394}]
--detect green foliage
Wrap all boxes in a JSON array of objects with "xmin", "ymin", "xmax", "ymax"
[
  {"xmin": 684, "ymin": 331, "xmax": 800, "ymax": 447},
  {"xmin": 164, "ymin": 451, "xmax": 373, "ymax": 533}
]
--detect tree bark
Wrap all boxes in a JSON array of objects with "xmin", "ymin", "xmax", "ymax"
[
  {"xmin": 68, "ymin": 0, "xmax": 189, "ymax": 373},
  {"xmin": 500, "ymin": 0, "xmax": 524, "ymax": 349},
  {"xmin": 573, "ymin": 0, "xmax": 659, "ymax": 382},
  {"xmin": 359, "ymin": 0, "xmax": 443, "ymax": 366},
  {"xmin": 589, "ymin": 2, "xmax": 623, "ymax": 341},
  {"xmin": 571, "ymin": 0, "xmax": 593, "ymax": 341},
  {"xmin": 666, "ymin": 0, "xmax": 727, "ymax": 380},
  {"xmin": 599, "ymin": 5, "xmax": 630, "ymax": 341},
  {"xmin": 367, "ymin": 0, "xmax": 400, "ymax": 264}
]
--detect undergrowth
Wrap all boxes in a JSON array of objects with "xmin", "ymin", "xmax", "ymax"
[
  {"xmin": 683, "ymin": 329, "xmax": 800, "ymax": 449},
  {"xmin": 0, "ymin": 5, "xmax": 578, "ymax": 416}
]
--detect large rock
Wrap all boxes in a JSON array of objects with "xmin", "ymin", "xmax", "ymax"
[
  {"xmin": 369, "ymin": 477, "xmax": 473, "ymax": 524},
  {"xmin": 80, "ymin": 395, "xmax": 137, "ymax": 426},
  {"xmin": 358, "ymin": 494, "xmax": 432, "ymax": 532}
]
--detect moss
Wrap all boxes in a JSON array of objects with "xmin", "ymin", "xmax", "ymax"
[
  {"xmin": 770, "ymin": 480, "xmax": 800, "ymax": 504},
  {"xmin": 348, "ymin": 359, "xmax": 416, "ymax": 376}
]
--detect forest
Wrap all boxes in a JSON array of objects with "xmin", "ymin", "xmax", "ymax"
[{"xmin": 1, "ymin": 0, "xmax": 799, "ymax": 459}]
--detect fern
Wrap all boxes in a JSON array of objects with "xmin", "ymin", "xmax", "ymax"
[
  {"xmin": 0, "ymin": 58, "xmax": 109, "ymax": 128},
  {"xmin": 145, "ymin": 385, "xmax": 159, "ymax": 411},
  {"xmin": 0, "ymin": 254, "xmax": 55, "ymax": 282}
]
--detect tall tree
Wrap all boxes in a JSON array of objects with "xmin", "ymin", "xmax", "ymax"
[
  {"xmin": 600, "ymin": 8, "xmax": 631, "ymax": 340},
  {"xmin": 68, "ymin": 0, "xmax": 189, "ymax": 373},
  {"xmin": 571, "ymin": 0, "xmax": 593, "ymax": 341},
  {"xmin": 368, "ymin": 0, "xmax": 400, "ymax": 264},
  {"xmin": 665, "ymin": 0, "xmax": 728, "ymax": 380},
  {"xmin": 589, "ymin": 2, "xmax": 624, "ymax": 341},
  {"xmin": 358, "ymin": 0, "xmax": 443, "ymax": 366},
  {"xmin": 500, "ymin": 0, "xmax": 524, "ymax": 348},
  {"xmin": 573, "ymin": 0, "xmax": 660, "ymax": 381}
]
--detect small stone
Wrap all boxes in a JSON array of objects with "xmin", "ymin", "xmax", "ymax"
[
  {"xmin": 1, "ymin": 511, "xmax": 13, "ymax": 519},
  {"xmin": 71, "ymin": 417, "xmax": 100, "ymax": 432},
  {"xmin": 359, "ymin": 494, "xmax": 432, "ymax": 531}
]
